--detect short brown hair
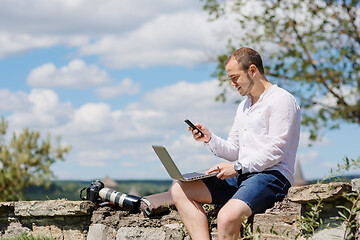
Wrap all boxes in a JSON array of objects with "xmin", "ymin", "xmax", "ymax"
[{"xmin": 226, "ymin": 47, "xmax": 265, "ymax": 74}]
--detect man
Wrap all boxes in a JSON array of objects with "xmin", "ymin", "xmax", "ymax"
[{"xmin": 171, "ymin": 47, "xmax": 301, "ymax": 240}]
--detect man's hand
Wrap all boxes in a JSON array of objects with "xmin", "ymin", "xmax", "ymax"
[
  {"xmin": 206, "ymin": 163, "xmax": 238, "ymax": 180},
  {"xmin": 188, "ymin": 123, "xmax": 212, "ymax": 143}
]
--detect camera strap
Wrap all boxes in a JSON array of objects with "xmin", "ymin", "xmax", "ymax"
[
  {"xmin": 139, "ymin": 198, "xmax": 151, "ymax": 216},
  {"xmin": 79, "ymin": 187, "xmax": 88, "ymax": 200}
]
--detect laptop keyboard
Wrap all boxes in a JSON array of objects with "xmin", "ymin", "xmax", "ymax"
[{"xmin": 183, "ymin": 172, "xmax": 205, "ymax": 179}]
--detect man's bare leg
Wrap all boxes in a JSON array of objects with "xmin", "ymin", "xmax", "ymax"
[
  {"xmin": 217, "ymin": 199, "xmax": 252, "ymax": 240},
  {"xmin": 171, "ymin": 180, "xmax": 212, "ymax": 240}
]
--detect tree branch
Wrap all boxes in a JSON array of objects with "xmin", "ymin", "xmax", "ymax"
[
  {"xmin": 342, "ymin": 0, "xmax": 360, "ymax": 43},
  {"xmin": 267, "ymin": 72, "xmax": 291, "ymax": 81},
  {"xmin": 345, "ymin": 50, "xmax": 360, "ymax": 88},
  {"xmin": 292, "ymin": 24, "xmax": 349, "ymax": 107}
]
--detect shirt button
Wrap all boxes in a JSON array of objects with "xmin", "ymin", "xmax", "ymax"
[
  {"xmin": 244, "ymin": 128, "xmax": 247, "ymax": 131},
  {"xmin": 242, "ymin": 144, "xmax": 245, "ymax": 147}
]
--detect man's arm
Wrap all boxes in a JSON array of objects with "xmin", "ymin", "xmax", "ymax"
[
  {"xmin": 204, "ymin": 126, "xmax": 240, "ymax": 162},
  {"xmin": 190, "ymin": 121, "xmax": 240, "ymax": 161},
  {"xmin": 204, "ymin": 104, "xmax": 242, "ymax": 162}
]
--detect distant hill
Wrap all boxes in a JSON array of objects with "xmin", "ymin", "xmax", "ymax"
[
  {"xmin": 25, "ymin": 179, "xmax": 173, "ymax": 201},
  {"xmin": 307, "ymin": 174, "xmax": 360, "ymax": 184}
]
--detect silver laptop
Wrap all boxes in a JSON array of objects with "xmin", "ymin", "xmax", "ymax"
[{"xmin": 152, "ymin": 145, "xmax": 217, "ymax": 182}]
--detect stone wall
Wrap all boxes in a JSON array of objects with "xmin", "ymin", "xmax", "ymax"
[
  {"xmin": 1, "ymin": 179, "xmax": 359, "ymax": 240},
  {"xmin": 253, "ymin": 180, "xmax": 359, "ymax": 239}
]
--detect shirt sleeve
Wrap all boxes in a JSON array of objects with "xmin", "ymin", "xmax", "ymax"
[{"xmin": 204, "ymin": 106, "xmax": 241, "ymax": 162}]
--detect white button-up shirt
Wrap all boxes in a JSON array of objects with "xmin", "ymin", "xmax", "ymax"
[{"xmin": 206, "ymin": 85, "xmax": 301, "ymax": 185}]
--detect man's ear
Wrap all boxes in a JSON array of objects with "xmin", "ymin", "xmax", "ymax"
[{"xmin": 249, "ymin": 64, "xmax": 257, "ymax": 76}]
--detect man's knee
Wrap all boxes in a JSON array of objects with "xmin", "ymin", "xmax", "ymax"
[
  {"xmin": 170, "ymin": 181, "xmax": 184, "ymax": 203},
  {"xmin": 217, "ymin": 199, "xmax": 252, "ymax": 228},
  {"xmin": 217, "ymin": 208, "xmax": 238, "ymax": 228}
]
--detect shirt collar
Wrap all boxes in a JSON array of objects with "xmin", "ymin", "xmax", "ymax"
[
  {"xmin": 246, "ymin": 84, "xmax": 277, "ymax": 106},
  {"xmin": 259, "ymin": 84, "xmax": 277, "ymax": 102}
]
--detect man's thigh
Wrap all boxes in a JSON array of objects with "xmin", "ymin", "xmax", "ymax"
[
  {"xmin": 202, "ymin": 171, "xmax": 290, "ymax": 214},
  {"xmin": 174, "ymin": 179, "xmax": 212, "ymax": 204},
  {"xmin": 202, "ymin": 176, "xmax": 239, "ymax": 204},
  {"xmin": 233, "ymin": 171, "xmax": 291, "ymax": 214}
]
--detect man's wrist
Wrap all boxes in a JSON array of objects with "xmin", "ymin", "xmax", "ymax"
[{"xmin": 234, "ymin": 161, "xmax": 243, "ymax": 175}]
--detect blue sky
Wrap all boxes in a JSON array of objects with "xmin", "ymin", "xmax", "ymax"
[{"xmin": 0, "ymin": 0, "xmax": 359, "ymax": 181}]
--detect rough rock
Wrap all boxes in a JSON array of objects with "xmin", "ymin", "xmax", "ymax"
[
  {"xmin": 3, "ymin": 222, "xmax": 31, "ymax": 238},
  {"xmin": 14, "ymin": 200, "xmax": 95, "ymax": 217},
  {"xmin": 87, "ymin": 224, "xmax": 117, "ymax": 240},
  {"xmin": 288, "ymin": 182, "xmax": 352, "ymax": 203},
  {"xmin": 253, "ymin": 198, "xmax": 303, "ymax": 239},
  {"xmin": 352, "ymin": 178, "xmax": 360, "ymax": 193},
  {"xmin": 311, "ymin": 222, "xmax": 346, "ymax": 240}
]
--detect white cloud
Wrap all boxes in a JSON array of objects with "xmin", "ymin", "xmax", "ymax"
[
  {"xmin": 0, "ymin": 89, "xmax": 30, "ymax": 111},
  {"xmin": 96, "ymin": 78, "xmax": 140, "ymax": 99},
  {"xmin": 76, "ymin": 149, "xmax": 120, "ymax": 167},
  {"xmin": 0, "ymin": 0, "xmax": 198, "ymax": 35},
  {"xmin": 27, "ymin": 59, "xmax": 111, "ymax": 88},
  {"xmin": 7, "ymin": 89, "xmax": 73, "ymax": 129},
  {"xmin": 0, "ymin": 0, "xmax": 232, "ymax": 67},
  {"xmin": 0, "ymin": 34, "xmax": 88, "ymax": 58},
  {"xmin": 79, "ymin": 10, "xmax": 229, "ymax": 68},
  {"xmin": 66, "ymin": 102, "xmax": 114, "ymax": 133}
]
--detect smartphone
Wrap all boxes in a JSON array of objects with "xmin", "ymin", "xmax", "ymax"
[{"xmin": 184, "ymin": 119, "xmax": 204, "ymax": 137}]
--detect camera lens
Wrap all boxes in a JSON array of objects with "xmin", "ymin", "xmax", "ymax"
[{"xmin": 99, "ymin": 188, "xmax": 141, "ymax": 211}]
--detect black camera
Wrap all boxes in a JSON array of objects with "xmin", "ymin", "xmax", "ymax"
[
  {"xmin": 80, "ymin": 180, "xmax": 150, "ymax": 215},
  {"xmin": 80, "ymin": 180, "xmax": 104, "ymax": 202}
]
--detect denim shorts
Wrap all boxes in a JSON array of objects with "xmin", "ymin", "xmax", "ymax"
[{"xmin": 202, "ymin": 170, "xmax": 291, "ymax": 214}]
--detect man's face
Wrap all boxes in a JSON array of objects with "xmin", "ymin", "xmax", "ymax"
[{"xmin": 226, "ymin": 59, "xmax": 254, "ymax": 96}]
